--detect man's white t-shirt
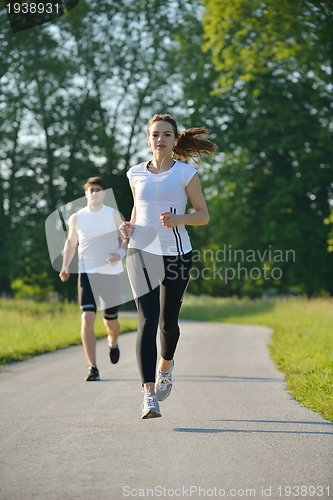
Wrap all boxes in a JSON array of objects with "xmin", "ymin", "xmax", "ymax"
[
  {"xmin": 126, "ymin": 160, "xmax": 197, "ymax": 256},
  {"xmin": 76, "ymin": 205, "xmax": 123, "ymax": 275}
]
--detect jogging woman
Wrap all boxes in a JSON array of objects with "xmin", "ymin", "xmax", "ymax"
[{"xmin": 121, "ymin": 114, "xmax": 216, "ymax": 418}]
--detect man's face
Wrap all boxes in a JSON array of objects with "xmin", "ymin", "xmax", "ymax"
[{"xmin": 85, "ymin": 185, "xmax": 105, "ymax": 204}]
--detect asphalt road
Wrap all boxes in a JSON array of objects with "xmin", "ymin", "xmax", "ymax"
[{"xmin": 1, "ymin": 318, "xmax": 332, "ymax": 500}]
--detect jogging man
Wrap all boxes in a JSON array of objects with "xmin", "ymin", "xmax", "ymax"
[{"xmin": 59, "ymin": 177, "xmax": 127, "ymax": 381}]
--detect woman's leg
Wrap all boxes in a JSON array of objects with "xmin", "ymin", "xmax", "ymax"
[
  {"xmin": 127, "ymin": 249, "xmax": 163, "ymax": 418},
  {"xmin": 159, "ymin": 251, "xmax": 192, "ymax": 368},
  {"xmin": 155, "ymin": 252, "xmax": 192, "ymax": 401},
  {"xmin": 135, "ymin": 286, "xmax": 160, "ymax": 389},
  {"xmin": 127, "ymin": 249, "xmax": 163, "ymax": 390}
]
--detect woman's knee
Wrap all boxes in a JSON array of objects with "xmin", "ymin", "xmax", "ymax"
[
  {"xmin": 139, "ymin": 315, "xmax": 159, "ymax": 335},
  {"xmin": 159, "ymin": 320, "xmax": 179, "ymax": 339}
]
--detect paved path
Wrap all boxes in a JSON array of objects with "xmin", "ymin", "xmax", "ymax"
[{"xmin": 1, "ymin": 319, "xmax": 332, "ymax": 500}]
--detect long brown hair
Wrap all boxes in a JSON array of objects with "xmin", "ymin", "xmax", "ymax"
[{"xmin": 147, "ymin": 114, "xmax": 216, "ymax": 162}]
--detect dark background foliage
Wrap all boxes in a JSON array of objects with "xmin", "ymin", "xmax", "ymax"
[{"xmin": 0, "ymin": 0, "xmax": 332, "ymax": 300}]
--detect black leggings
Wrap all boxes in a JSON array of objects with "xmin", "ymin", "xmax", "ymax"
[{"xmin": 127, "ymin": 249, "xmax": 192, "ymax": 384}]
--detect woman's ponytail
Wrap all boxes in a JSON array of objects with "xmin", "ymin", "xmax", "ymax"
[{"xmin": 174, "ymin": 127, "xmax": 216, "ymax": 162}]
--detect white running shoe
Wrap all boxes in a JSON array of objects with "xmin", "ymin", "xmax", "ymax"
[
  {"xmin": 155, "ymin": 360, "xmax": 174, "ymax": 401},
  {"xmin": 141, "ymin": 392, "xmax": 162, "ymax": 419}
]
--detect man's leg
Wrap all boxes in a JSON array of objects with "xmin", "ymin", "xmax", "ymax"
[
  {"xmin": 78, "ymin": 273, "xmax": 98, "ymax": 373},
  {"xmin": 81, "ymin": 311, "xmax": 97, "ymax": 367},
  {"xmin": 104, "ymin": 315, "xmax": 120, "ymax": 364},
  {"xmin": 103, "ymin": 317, "xmax": 120, "ymax": 346},
  {"xmin": 98, "ymin": 272, "xmax": 122, "ymax": 364}
]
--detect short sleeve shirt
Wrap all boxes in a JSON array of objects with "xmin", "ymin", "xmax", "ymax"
[{"xmin": 126, "ymin": 160, "xmax": 197, "ymax": 255}]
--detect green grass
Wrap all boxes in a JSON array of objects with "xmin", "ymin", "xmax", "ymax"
[
  {"xmin": 180, "ymin": 295, "xmax": 333, "ymax": 422},
  {"xmin": 0, "ymin": 299, "xmax": 138, "ymax": 365},
  {"xmin": 1, "ymin": 296, "xmax": 332, "ymax": 422}
]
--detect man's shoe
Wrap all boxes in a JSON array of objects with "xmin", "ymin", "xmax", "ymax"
[
  {"xmin": 85, "ymin": 365, "xmax": 100, "ymax": 381},
  {"xmin": 155, "ymin": 360, "xmax": 174, "ymax": 401},
  {"xmin": 109, "ymin": 345, "xmax": 120, "ymax": 364},
  {"xmin": 141, "ymin": 392, "xmax": 162, "ymax": 419}
]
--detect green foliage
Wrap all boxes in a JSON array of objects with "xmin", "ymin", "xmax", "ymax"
[
  {"xmin": 1, "ymin": 0, "xmax": 332, "ymax": 298},
  {"xmin": 180, "ymin": 0, "xmax": 333, "ymax": 297},
  {"xmin": 0, "ymin": 0, "xmax": 192, "ymax": 296},
  {"xmin": 10, "ymin": 277, "xmax": 53, "ymax": 301},
  {"xmin": 202, "ymin": 0, "xmax": 332, "ymax": 90}
]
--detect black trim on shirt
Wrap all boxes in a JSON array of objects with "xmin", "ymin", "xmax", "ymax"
[{"xmin": 171, "ymin": 207, "xmax": 184, "ymax": 255}]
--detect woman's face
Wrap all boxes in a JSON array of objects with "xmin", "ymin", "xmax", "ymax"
[{"xmin": 148, "ymin": 121, "xmax": 177, "ymax": 156}]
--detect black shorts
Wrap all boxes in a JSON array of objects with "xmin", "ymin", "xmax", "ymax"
[{"xmin": 78, "ymin": 273, "xmax": 120, "ymax": 320}]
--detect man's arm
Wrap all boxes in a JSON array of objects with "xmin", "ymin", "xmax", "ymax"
[{"xmin": 59, "ymin": 213, "xmax": 78, "ymax": 282}]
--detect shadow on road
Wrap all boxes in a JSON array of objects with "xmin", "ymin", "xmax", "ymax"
[
  {"xmin": 177, "ymin": 374, "xmax": 283, "ymax": 382},
  {"xmin": 173, "ymin": 427, "xmax": 333, "ymax": 435},
  {"xmin": 173, "ymin": 418, "xmax": 333, "ymax": 435}
]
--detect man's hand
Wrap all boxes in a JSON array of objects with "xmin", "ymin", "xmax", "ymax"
[{"xmin": 59, "ymin": 267, "xmax": 70, "ymax": 281}]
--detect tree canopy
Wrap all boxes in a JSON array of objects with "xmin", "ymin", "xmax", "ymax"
[
  {"xmin": 194, "ymin": 0, "xmax": 333, "ymax": 296},
  {"xmin": 0, "ymin": 0, "xmax": 332, "ymax": 299}
]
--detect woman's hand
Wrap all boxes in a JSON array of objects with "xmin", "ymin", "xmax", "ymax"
[
  {"xmin": 119, "ymin": 221, "xmax": 135, "ymax": 239},
  {"xmin": 160, "ymin": 212, "xmax": 180, "ymax": 228},
  {"xmin": 107, "ymin": 253, "xmax": 121, "ymax": 265}
]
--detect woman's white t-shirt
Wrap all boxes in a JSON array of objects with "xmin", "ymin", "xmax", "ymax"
[{"xmin": 126, "ymin": 160, "xmax": 197, "ymax": 256}]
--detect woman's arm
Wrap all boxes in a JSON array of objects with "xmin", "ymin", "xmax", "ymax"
[
  {"xmin": 119, "ymin": 183, "xmax": 136, "ymax": 239},
  {"xmin": 107, "ymin": 210, "xmax": 128, "ymax": 265},
  {"xmin": 129, "ymin": 183, "xmax": 137, "ymax": 224},
  {"xmin": 160, "ymin": 173, "xmax": 209, "ymax": 228}
]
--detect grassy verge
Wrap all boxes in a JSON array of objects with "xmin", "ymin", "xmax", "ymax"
[
  {"xmin": 180, "ymin": 295, "xmax": 333, "ymax": 422},
  {"xmin": 0, "ymin": 299, "xmax": 137, "ymax": 365},
  {"xmin": 2, "ymin": 296, "xmax": 332, "ymax": 422}
]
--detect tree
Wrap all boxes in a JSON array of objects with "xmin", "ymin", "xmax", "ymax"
[
  {"xmin": 0, "ymin": 0, "xmax": 199, "ymax": 298},
  {"xmin": 195, "ymin": 0, "xmax": 333, "ymax": 296}
]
